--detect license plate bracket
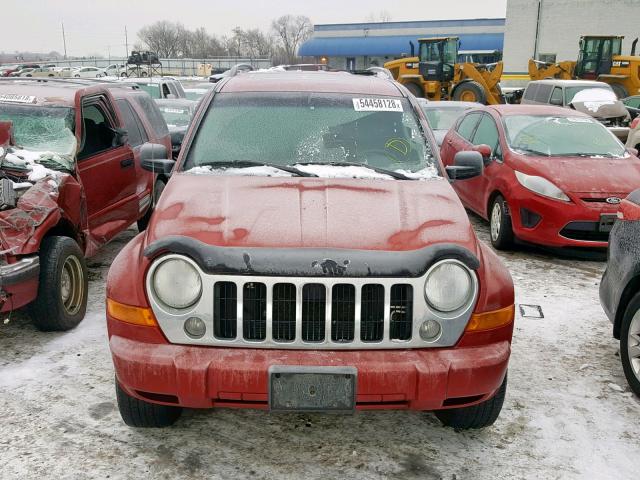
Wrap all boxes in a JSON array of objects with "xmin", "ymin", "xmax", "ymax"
[
  {"xmin": 599, "ymin": 213, "xmax": 617, "ymax": 233},
  {"xmin": 269, "ymin": 366, "xmax": 357, "ymax": 413}
]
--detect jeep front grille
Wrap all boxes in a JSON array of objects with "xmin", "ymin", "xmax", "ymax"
[{"xmin": 147, "ymin": 256, "xmax": 478, "ymax": 350}]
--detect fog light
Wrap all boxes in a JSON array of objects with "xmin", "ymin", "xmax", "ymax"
[
  {"xmin": 184, "ymin": 317, "xmax": 206, "ymax": 338},
  {"xmin": 419, "ymin": 319, "xmax": 441, "ymax": 341}
]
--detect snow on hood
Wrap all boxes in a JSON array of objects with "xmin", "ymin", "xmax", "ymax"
[
  {"xmin": 185, "ymin": 165, "xmax": 293, "ymax": 177},
  {"xmin": 185, "ymin": 163, "xmax": 440, "ymax": 180},
  {"xmin": 293, "ymin": 164, "xmax": 394, "ymax": 180},
  {"xmin": 1, "ymin": 147, "xmax": 69, "ymax": 183},
  {"xmin": 570, "ymin": 88, "xmax": 628, "ymax": 118}
]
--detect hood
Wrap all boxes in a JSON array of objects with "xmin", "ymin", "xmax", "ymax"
[
  {"xmin": 510, "ymin": 154, "xmax": 640, "ymax": 194},
  {"xmin": 145, "ymin": 173, "xmax": 478, "ymax": 253},
  {"xmin": 571, "ymin": 100, "xmax": 629, "ymax": 120}
]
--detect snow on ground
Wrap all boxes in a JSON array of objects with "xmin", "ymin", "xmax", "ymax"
[{"xmin": 0, "ymin": 217, "xmax": 638, "ymax": 480}]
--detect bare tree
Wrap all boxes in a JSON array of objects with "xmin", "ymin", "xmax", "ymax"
[
  {"xmin": 137, "ymin": 21, "xmax": 182, "ymax": 57},
  {"xmin": 271, "ymin": 15, "xmax": 313, "ymax": 64}
]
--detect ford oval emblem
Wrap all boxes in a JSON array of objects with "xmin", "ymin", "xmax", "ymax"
[{"xmin": 606, "ymin": 197, "xmax": 621, "ymax": 204}]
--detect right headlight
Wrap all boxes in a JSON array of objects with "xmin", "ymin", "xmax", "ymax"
[
  {"xmin": 151, "ymin": 257, "xmax": 202, "ymax": 309},
  {"xmin": 514, "ymin": 171, "xmax": 570, "ymax": 202},
  {"xmin": 424, "ymin": 260, "xmax": 475, "ymax": 313}
]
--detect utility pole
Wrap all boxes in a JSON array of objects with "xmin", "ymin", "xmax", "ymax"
[
  {"xmin": 125, "ymin": 26, "xmax": 129, "ymax": 59},
  {"xmin": 62, "ymin": 21, "xmax": 68, "ymax": 59}
]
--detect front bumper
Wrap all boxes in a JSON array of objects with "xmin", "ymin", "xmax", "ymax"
[
  {"xmin": 0, "ymin": 256, "xmax": 40, "ymax": 312},
  {"xmin": 111, "ymin": 332, "xmax": 511, "ymax": 411},
  {"xmin": 508, "ymin": 187, "xmax": 620, "ymax": 248}
]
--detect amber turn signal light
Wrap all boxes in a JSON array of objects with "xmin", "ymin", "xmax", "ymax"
[
  {"xmin": 106, "ymin": 298, "xmax": 158, "ymax": 327},
  {"xmin": 465, "ymin": 304, "xmax": 515, "ymax": 332}
]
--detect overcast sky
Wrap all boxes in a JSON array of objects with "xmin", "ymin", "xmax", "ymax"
[{"xmin": 3, "ymin": 0, "xmax": 507, "ymax": 57}]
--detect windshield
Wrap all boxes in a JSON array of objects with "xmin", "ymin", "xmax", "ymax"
[
  {"xmin": 0, "ymin": 104, "xmax": 76, "ymax": 155},
  {"xmin": 135, "ymin": 83, "xmax": 161, "ymax": 99},
  {"xmin": 158, "ymin": 105, "xmax": 193, "ymax": 127},
  {"xmin": 424, "ymin": 106, "xmax": 470, "ymax": 130},
  {"xmin": 503, "ymin": 115, "xmax": 626, "ymax": 157},
  {"xmin": 565, "ymin": 86, "xmax": 612, "ymax": 104},
  {"xmin": 184, "ymin": 92, "xmax": 437, "ymax": 177}
]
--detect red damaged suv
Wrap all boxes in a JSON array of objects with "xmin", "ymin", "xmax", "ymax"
[
  {"xmin": 0, "ymin": 79, "xmax": 171, "ymax": 331},
  {"xmin": 107, "ymin": 72, "xmax": 515, "ymax": 429}
]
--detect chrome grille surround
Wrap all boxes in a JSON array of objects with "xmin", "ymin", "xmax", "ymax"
[{"xmin": 146, "ymin": 254, "xmax": 478, "ymax": 350}]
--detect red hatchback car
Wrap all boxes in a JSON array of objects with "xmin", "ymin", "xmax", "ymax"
[
  {"xmin": 106, "ymin": 72, "xmax": 515, "ymax": 430},
  {"xmin": 440, "ymin": 105, "xmax": 640, "ymax": 249}
]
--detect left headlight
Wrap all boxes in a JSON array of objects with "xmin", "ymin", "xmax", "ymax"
[
  {"xmin": 151, "ymin": 257, "xmax": 202, "ymax": 309},
  {"xmin": 515, "ymin": 171, "xmax": 570, "ymax": 202},
  {"xmin": 424, "ymin": 260, "xmax": 475, "ymax": 313}
]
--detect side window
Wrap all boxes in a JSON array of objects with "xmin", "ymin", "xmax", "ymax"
[
  {"xmin": 535, "ymin": 84, "xmax": 553, "ymax": 103},
  {"xmin": 134, "ymin": 94, "xmax": 169, "ymax": 138},
  {"xmin": 116, "ymin": 99, "xmax": 144, "ymax": 147},
  {"xmin": 78, "ymin": 100, "xmax": 117, "ymax": 160},
  {"xmin": 550, "ymin": 87, "xmax": 563, "ymax": 105},
  {"xmin": 456, "ymin": 113, "xmax": 481, "ymax": 142},
  {"xmin": 472, "ymin": 114, "xmax": 500, "ymax": 157},
  {"xmin": 523, "ymin": 83, "xmax": 539, "ymax": 101},
  {"xmin": 162, "ymin": 83, "xmax": 171, "ymax": 97}
]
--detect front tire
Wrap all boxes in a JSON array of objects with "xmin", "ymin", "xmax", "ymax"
[
  {"xmin": 435, "ymin": 374, "xmax": 507, "ymax": 429},
  {"xmin": 31, "ymin": 236, "xmax": 88, "ymax": 331},
  {"xmin": 404, "ymin": 82, "xmax": 424, "ymax": 98},
  {"xmin": 453, "ymin": 81, "xmax": 487, "ymax": 104},
  {"xmin": 116, "ymin": 380, "xmax": 182, "ymax": 427},
  {"xmin": 489, "ymin": 195, "xmax": 514, "ymax": 250},
  {"xmin": 620, "ymin": 292, "xmax": 640, "ymax": 396}
]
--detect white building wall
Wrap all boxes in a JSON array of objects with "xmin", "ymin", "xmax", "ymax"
[{"xmin": 503, "ymin": 0, "xmax": 640, "ymax": 73}]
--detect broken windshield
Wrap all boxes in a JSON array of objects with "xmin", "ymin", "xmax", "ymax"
[
  {"xmin": 504, "ymin": 115, "xmax": 626, "ymax": 157},
  {"xmin": 0, "ymin": 104, "xmax": 76, "ymax": 170},
  {"xmin": 183, "ymin": 92, "xmax": 437, "ymax": 177}
]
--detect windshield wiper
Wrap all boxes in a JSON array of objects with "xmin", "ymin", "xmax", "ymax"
[
  {"xmin": 559, "ymin": 152, "xmax": 618, "ymax": 158},
  {"xmin": 513, "ymin": 146, "xmax": 550, "ymax": 157},
  {"xmin": 295, "ymin": 161, "xmax": 413, "ymax": 180},
  {"xmin": 196, "ymin": 160, "xmax": 317, "ymax": 177}
]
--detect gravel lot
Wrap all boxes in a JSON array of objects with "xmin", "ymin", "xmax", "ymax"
[{"xmin": 1, "ymin": 216, "xmax": 637, "ymax": 480}]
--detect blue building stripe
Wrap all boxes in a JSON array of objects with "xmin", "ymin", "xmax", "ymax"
[{"xmin": 299, "ymin": 34, "xmax": 504, "ymax": 57}]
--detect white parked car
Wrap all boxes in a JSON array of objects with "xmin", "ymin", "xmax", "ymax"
[
  {"xmin": 104, "ymin": 64, "xmax": 126, "ymax": 76},
  {"xmin": 72, "ymin": 66, "xmax": 107, "ymax": 78}
]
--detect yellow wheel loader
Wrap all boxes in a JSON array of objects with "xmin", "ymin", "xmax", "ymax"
[
  {"xmin": 528, "ymin": 35, "xmax": 640, "ymax": 98},
  {"xmin": 384, "ymin": 37, "xmax": 505, "ymax": 104}
]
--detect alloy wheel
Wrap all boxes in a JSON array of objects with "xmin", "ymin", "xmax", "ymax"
[
  {"xmin": 628, "ymin": 310, "xmax": 640, "ymax": 379},
  {"xmin": 491, "ymin": 202, "xmax": 502, "ymax": 242}
]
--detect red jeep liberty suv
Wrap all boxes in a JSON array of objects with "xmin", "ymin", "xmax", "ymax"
[{"xmin": 106, "ymin": 71, "xmax": 515, "ymax": 429}]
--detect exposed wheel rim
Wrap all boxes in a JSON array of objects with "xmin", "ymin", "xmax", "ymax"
[
  {"xmin": 491, "ymin": 202, "xmax": 502, "ymax": 242},
  {"xmin": 60, "ymin": 255, "xmax": 84, "ymax": 315},
  {"xmin": 628, "ymin": 309, "xmax": 640, "ymax": 379}
]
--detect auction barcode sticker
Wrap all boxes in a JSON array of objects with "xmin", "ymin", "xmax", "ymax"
[
  {"xmin": 0, "ymin": 94, "xmax": 37, "ymax": 104},
  {"xmin": 353, "ymin": 98, "xmax": 403, "ymax": 112}
]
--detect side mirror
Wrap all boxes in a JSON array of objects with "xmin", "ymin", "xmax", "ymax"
[
  {"xmin": 445, "ymin": 151, "xmax": 484, "ymax": 180},
  {"xmin": 166, "ymin": 93, "xmax": 177, "ymax": 99},
  {"xmin": 550, "ymin": 97, "xmax": 563, "ymax": 106},
  {"xmin": 140, "ymin": 142, "xmax": 174, "ymax": 174},
  {"xmin": 113, "ymin": 127, "xmax": 128, "ymax": 146}
]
